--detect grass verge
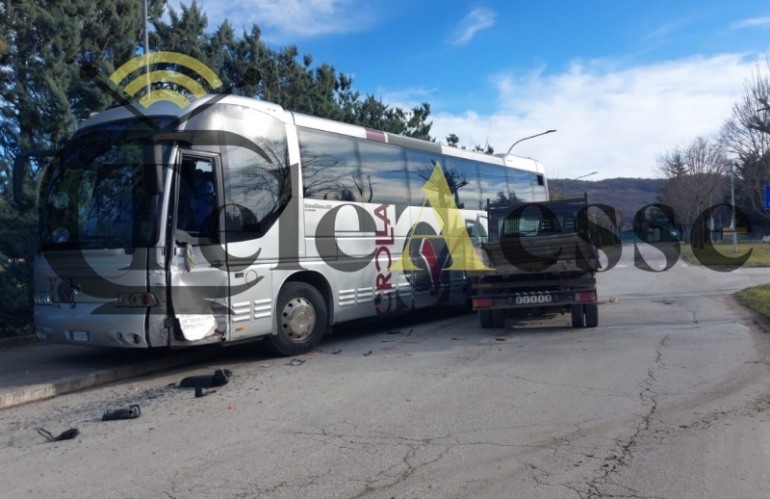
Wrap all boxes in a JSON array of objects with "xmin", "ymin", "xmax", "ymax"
[
  {"xmin": 735, "ymin": 284, "xmax": 770, "ymax": 333},
  {"xmin": 680, "ymin": 241, "xmax": 770, "ymax": 267}
]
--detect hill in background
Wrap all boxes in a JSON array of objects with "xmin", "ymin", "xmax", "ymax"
[{"xmin": 548, "ymin": 177, "xmax": 664, "ymax": 230}]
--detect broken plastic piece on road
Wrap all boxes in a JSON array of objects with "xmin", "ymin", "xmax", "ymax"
[
  {"xmin": 102, "ymin": 404, "xmax": 141, "ymax": 421},
  {"xmin": 179, "ymin": 368, "xmax": 232, "ymax": 388},
  {"xmin": 36, "ymin": 427, "xmax": 80, "ymax": 442}
]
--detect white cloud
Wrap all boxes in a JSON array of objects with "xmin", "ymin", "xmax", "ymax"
[
  {"xmin": 169, "ymin": 0, "xmax": 376, "ymax": 41},
  {"xmin": 730, "ymin": 16, "xmax": 770, "ymax": 29},
  {"xmin": 428, "ymin": 54, "xmax": 761, "ymax": 180},
  {"xmin": 450, "ymin": 7, "xmax": 496, "ymax": 46}
]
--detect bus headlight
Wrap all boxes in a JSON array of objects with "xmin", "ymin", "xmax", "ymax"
[{"xmin": 116, "ymin": 292, "xmax": 158, "ymax": 307}]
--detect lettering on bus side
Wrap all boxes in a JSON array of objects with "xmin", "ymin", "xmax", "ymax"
[{"xmin": 374, "ymin": 204, "xmax": 395, "ymax": 313}]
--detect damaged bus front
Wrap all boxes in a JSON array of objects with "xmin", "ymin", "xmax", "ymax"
[{"xmin": 14, "ymin": 96, "xmax": 292, "ymax": 348}]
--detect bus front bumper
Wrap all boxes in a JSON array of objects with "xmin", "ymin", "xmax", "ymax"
[{"xmin": 34, "ymin": 303, "xmax": 152, "ymax": 348}]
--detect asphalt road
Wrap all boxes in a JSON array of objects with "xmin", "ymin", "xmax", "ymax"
[{"xmin": 1, "ymin": 244, "xmax": 770, "ymax": 499}]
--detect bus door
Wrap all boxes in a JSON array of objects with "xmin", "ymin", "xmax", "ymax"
[{"xmin": 168, "ymin": 152, "xmax": 229, "ymax": 344}]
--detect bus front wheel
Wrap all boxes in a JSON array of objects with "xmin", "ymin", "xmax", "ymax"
[{"xmin": 268, "ymin": 282, "xmax": 328, "ymax": 356}]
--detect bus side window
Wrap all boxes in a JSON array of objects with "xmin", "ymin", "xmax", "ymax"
[
  {"xmin": 358, "ymin": 140, "xmax": 409, "ymax": 205},
  {"xmin": 298, "ymin": 128, "xmax": 360, "ymax": 201}
]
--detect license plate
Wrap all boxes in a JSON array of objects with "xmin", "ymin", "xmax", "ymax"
[
  {"xmin": 69, "ymin": 330, "xmax": 91, "ymax": 342},
  {"xmin": 514, "ymin": 293, "xmax": 554, "ymax": 305}
]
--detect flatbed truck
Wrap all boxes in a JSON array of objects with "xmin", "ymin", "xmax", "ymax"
[{"xmin": 467, "ymin": 196, "xmax": 602, "ymax": 329}]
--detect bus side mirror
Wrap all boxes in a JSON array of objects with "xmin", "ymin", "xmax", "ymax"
[{"xmin": 13, "ymin": 150, "xmax": 58, "ymax": 210}]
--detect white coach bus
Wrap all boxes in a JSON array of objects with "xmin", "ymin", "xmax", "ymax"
[{"xmin": 14, "ymin": 95, "xmax": 548, "ymax": 355}]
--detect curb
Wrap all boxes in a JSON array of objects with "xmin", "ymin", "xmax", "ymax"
[
  {"xmin": 0, "ymin": 347, "xmax": 224, "ymax": 411},
  {"xmin": 0, "ymin": 335, "xmax": 39, "ymax": 349}
]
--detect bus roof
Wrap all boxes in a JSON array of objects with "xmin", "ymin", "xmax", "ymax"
[{"xmin": 78, "ymin": 94, "xmax": 545, "ymax": 174}]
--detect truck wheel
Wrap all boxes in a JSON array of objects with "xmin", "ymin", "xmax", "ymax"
[
  {"xmin": 491, "ymin": 310, "xmax": 505, "ymax": 328},
  {"xmin": 585, "ymin": 304, "xmax": 599, "ymax": 327},
  {"xmin": 571, "ymin": 305, "xmax": 585, "ymax": 328},
  {"xmin": 267, "ymin": 282, "xmax": 328, "ymax": 356},
  {"xmin": 479, "ymin": 310, "xmax": 493, "ymax": 329}
]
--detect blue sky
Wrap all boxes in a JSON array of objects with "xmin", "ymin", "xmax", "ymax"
[{"xmin": 169, "ymin": 1, "xmax": 770, "ymax": 179}]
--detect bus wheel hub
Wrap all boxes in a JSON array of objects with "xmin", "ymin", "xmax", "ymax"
[{"xmin": 281, "ymin": 297, "xmax": 316, "ymax": 341}]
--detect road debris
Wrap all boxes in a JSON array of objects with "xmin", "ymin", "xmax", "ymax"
[
  {"xmin": 102, "ymin": 404, "xmax": 141, "ymax": 421},
  {"xmin": 36, "ymin": 427, "xmax": 79, "ymax": 442},
  {"xmin": 195, "ymin": 386, "xmax": 215, "ymax": 398},
  {"xmin": 179, "ymin": 368, "xmax": 232, "ymax": 388},
  {"xmin": 286, "ymin": 358, "xmax": 305, "ymax": 367}
]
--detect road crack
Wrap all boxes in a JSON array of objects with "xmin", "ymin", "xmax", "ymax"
[{"xmin": 579, "ymin": 334, "xmax": 670, "ymax": 499}]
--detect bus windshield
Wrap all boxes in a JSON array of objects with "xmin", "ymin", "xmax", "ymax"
[{"xmin": 40, "ymin": 118, "xmax": 171, "ymax": 251}]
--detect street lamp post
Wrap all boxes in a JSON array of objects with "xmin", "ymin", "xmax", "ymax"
[
  {"xmin": 573, "ymin": 171, "xmax": 597, "ymax": 180},
  {"xmin": 142, "ymin": 0, "xmax": 150, "ymax": 95},
  {"xmin": 731, "ymin": 164, "xmax": 737, "ymax": 254},
  {"xmin": 506, "ymin": 129, "xmax": 557, "ymax": 154}
]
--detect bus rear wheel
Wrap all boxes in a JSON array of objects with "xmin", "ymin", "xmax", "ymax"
[{"xmin": 267, "ymin": 282, "xmax": 328, "ymax": 356}]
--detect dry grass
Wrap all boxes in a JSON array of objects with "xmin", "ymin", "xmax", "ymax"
[
  {"xmin": 679, "ymin": 241, "xmax": 770, "ymax": 268},
  {"xmin": 735, "ymin": 284, "xmax": 770, "ymax": 332}
]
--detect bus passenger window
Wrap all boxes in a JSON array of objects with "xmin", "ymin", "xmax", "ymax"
[{"xmin": 298, "ymin": 128, "xmax": 361, "ymax": 201}]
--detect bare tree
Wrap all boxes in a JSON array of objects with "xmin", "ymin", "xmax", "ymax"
[
  {"xmin": 721, "ymin": 64, "xmax": 770, "ymax": 223},
  {"xmin": 658, "ymin": 136, "xmax": 729, "ymax": 247}
]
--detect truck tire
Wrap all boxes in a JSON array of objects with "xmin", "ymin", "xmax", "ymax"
[
  {"xmin": 492, "ymin": 309, "xmax": 505, "ymax": 328},
  {"xmin": 571, "ymin": 305, "xmax": 585, "ymax": 328},
  {"xmin": 585, "ymin": 304, "xmax": 599, "ymax": 327},
  {"xmin": 267, "ymin": 282, "xmax": 328, "ymax": 356},
  {"xmin": 479, "ymin": 310, "xmax": 493, "ymax": 329}
]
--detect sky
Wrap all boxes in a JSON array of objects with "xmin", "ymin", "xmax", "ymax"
[{"xmin": 168, "ymin": 0, "xmax": 770, "ymax": 180}]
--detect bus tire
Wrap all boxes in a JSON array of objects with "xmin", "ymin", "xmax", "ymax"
[
  {"xmin": 585, "ymin": 304, "xmax": 599, "ymax": 328},
  {"xmin": 571, "ymin": 305, "xmax": 585, "ymax": 328},
  {"xmin": 479, "ymin": 310, "xmax": 493, "ymax": 329},
  {"xmin": 267, "ymin": 282, "xmax": 328, "ymax": 356}
]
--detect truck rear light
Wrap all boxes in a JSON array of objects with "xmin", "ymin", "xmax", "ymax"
[
  {"xmin": 473, "ymin": 297, "xmax": 493, "ymax": 309},
  {"xmin": 576, "ymin": 291, "xmax": 596, "ymax": 303}
]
